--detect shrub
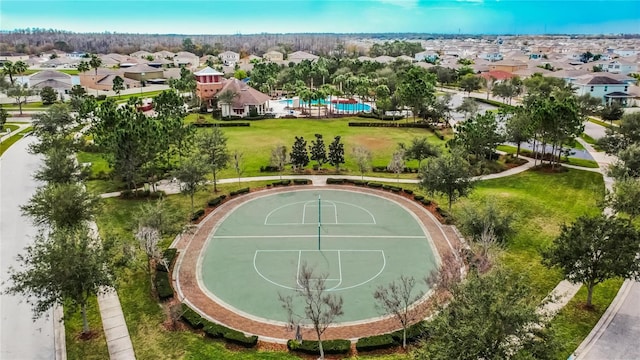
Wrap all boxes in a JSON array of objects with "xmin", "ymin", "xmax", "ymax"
[
  {"xmin": 356, "ymin": 334, "xmax": 397, "ymax": 352},
  {"xmin": 96, "ymin": 94, "xmax": 107, "ymax": 101},
  {"xmin": 155, "ymin": 271, "xmax": 173, "ymax": 300},
  {"xmin": 367, "ymin": 182, "xmax": 383, "ymax": 188},
  {"xmin": 349, "ymin": 122, "xmax": 431, "ymax": 129},
  {"xmin": 293, "ymin": 179, "xmax": 309, "ymax": 185},
  {"xmin": 433, "ymin": 130, "xmax": 445, "ymax": 140},
  {"xmin": 471, "ymin": 97, "xmax": 515, "ymax": 109},
  {"xmin": 287, "ymin": 339, "xmax": 351, "ymax": 355},
  {"xmin": 191, "ymin": 209, "xmax": 205, "ymax": 221},
  {"xmin": 223, "ymin": 328, "xmax": 259, "ymax": 347},
  {"xmin": 403, "ymin": 189, "xmax": 414, "ymax": 195},
  {"xmin": 260, "ymin": 165, "xmax": 280, "ymax": 172},
  {"xmin": 203, "ymin": 321, "xmax": 227, "ymax": 338},
  {"xmin": 207, "ymin": 195, "xmax": 226, "ymax": 207},
  {"xmin": 421, "ymin": 199, "xmax": 432, "ymax": 206},
  {"xmin": 414, "ymin": 195, "xmax": 424, "ymax": 201},
  {"xmin": 191, "ymin": 122, "xmax": 250, "ymax": 128},
  {"xmin": 382, "ymin": 184, "xmax": 391, "ymax": 190},
  {"xmin": 181, "ymin": 305, "xmax": 203, "ymax": 329},
  {"xmin": 280, "ymin": 179, "xmax": 291, "ymax": 186},
  {"xmin": 391, "ymin": 321, "xmax": 427, "ymax": 344},
  {"xmin": 326, "ymin": 178, "xmax": 345, "ymax": 184},
  {"xmin": 229, "ymin": 187, "xmax": 250, "ymax": 196},
  {"xmin": 353, "ymin": 180, "xmax": 366, "ymax": 186}
]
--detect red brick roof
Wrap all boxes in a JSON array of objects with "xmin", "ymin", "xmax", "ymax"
[{"xmin": 479, "ymin": 70, "xmax": 515, "ymax": 81}]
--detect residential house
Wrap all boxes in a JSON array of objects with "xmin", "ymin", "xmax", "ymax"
[
  {"xmin": 79, "ymin": 68, "xmax": 139, "ymax": 91},
  {"xmin": 478, "ymin": 51, "xmax": 503, "ymax": 62},
  {"xmin": 488, "ymin": 60, "xmax": 528, "ymax": 73},
  {"xmin": 479, "ymin": 70, "xmax": 514, "ymax": 82},
  {"xmin": 174, "ymin": 51, "xmax": 199, "ymax": 68},
  {"xmin": 287, "ymin": 51, "xmax": 319, "ymax": 64},
  {"xmin": 122, "ymin": 64, "xmax": 164, "ymax": 82},
  {"xmin": 603, "ymin": 60, "xmax": 638, "ymax": 75},
  {"xmin": 194, "ymin": 66, "xmax": 225, "ymax": 107},
  {"xmin": 41, "ymin": 57, "xmax": 80, "ymax": 69},
  {"xmin": 571, "ymin": 75, "xmax": 633, "ymax": 107},
  {"xmin": 216, "ymin": 78, "xmax": 270, "ymax": 118},
  {"xmin": 238, "ymin": 55, "xmax": 261, "ymax": 65},
  {"xmin": 130, "ymin": 50, "xmax": 153, "ymax": 59},
  {"xmin": 414, "ymin": 51, "xmax": 439, "ymax": 62},
  {"xmin": 263, "ymin": 50, "xmax": 284, "ymax": 63},
  {"xmin": 68, "ymin": 51, "xmax": 86, "ymax": 59},
  {"xmin": 613, "ymin": 49, "xmax": 639, "ymax": 58},
  {"xmin": 218, "ymin": 51, "xmax": 240, "ymax": 66},
  {"xmin": 372, "ymin": 55, "xmax": 396, "ymax": 64},
  {"xmin": 29, "ymin": 70, "xmax": 73, "ymax": 95},
  {"xmin": 154, "ymin": 50, "xmax": 175, "ymax": 60}
]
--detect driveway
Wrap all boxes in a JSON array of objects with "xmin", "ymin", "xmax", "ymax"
[
  {"xmin": 583, "ymin": 121, "xmax": 609, "ymax": 140},
  {"xmin": 0, "ymin": 135, "xmax": 55, "ymax": 359}
]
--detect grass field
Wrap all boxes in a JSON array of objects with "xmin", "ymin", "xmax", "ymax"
[{"xmin": 0, "ymin": 126, "xmax": 33, "ymax": 156}]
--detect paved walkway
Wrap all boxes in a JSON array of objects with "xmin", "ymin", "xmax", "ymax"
[
  {"xmin": 88, "ymin": 222, "xmax": 136, "ymax": 360},
  {"xmin": 0, "ymin": 123, "xmax": 31, "ymax": 143}
]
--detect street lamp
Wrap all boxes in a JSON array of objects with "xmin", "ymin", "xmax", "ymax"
[{"xmin": 140, "ymin": 72, "xmax": 145, "ymax": 95}]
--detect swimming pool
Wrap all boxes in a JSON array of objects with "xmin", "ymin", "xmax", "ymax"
[{"xmin": 279, "ymin": 99, "xmax": 371, "ymax": 112}]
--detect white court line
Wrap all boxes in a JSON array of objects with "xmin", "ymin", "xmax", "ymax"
[
  {"xmin": 264, "ymin": 223, "xmax": 375, "ymax": 226},
  {"xmin": 216, "ymin": 235, "xmax": 425, "ymax": 239},
  {"xmin": 327, "ymin": 251, "xmax": 344, "ymax": 291},
  {"xmin": 295, "ymin": 250, "xmax": 301, "ymax": 288},
  {"xmin": 301, "ymin": 203, "xmax": 306, "ymax": 224}
]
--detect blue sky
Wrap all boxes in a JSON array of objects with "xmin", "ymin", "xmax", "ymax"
[{"xmin": 1, "ymin": 0, "xmax": 639, "ymax": 35}]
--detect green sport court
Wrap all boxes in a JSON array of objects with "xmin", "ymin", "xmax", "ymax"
[{"xmin": 197, "ymin": 188, "xmax": 440, "ymax": 324}]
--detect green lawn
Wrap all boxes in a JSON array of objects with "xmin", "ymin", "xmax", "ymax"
[
  {"xmin": 3, "ymin": 124, "xmax": 20, "ymax": 132},
  {"xmin": 64, "ymin": 297, "xmax": 109, "ymax": 360},
  {"xmin": 497, "ymin": 145, "xmax": 599, "ymax": 168},
  {"xmin": 0, "ymin": 126, "xmax": 33, "ymax": 156},
  {"xmin": 588, "ymin": 117, "xmax": 614, "ymax": 129}
]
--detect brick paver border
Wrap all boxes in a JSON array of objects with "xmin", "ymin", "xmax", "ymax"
[{"xmin": 172, "ymin": 185, "xmax": 463, "ymax": 342}]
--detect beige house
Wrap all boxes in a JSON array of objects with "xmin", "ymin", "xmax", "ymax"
[
  {"xmin": 79, "ymin": 68, "xmax": 140, "ymax": 91},
  {"xmin": 122, "ymin": 64, "xmax": 164, "ymax": 82},
  {"xmin": 287, "ymin": 51, "xmax": 319, "ymax": 64},
  {"xmin": 216, "ymin": 78, "xmax": 270, "ymax": 117},
  {"xmin": 263, "ymin": 50, "xmax": 284, "ymax": 62}
]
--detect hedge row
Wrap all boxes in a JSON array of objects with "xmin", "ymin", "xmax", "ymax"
[
  {"xmin": 260, "ymin": 165, "xmax": 280, "ymax": 172},
  {"xmin": 181, "ymin": 304, "xmax": 258, "ymax": 347},
  {"xmin": 349, "ymin": 122, "xmax": 432, "ymax": 129},
  {"xmin": 191, "ymin": 122, "xmax": 250, "ymax": 127},
  {"xmin": 156, "ymin": 248, "xmax": 178, "ymax": 272},
  {"xmin": 271, "ymin": 179, "xmax": 291, "ymax": 186},
  {"xmin": 382, "ymin": 184, "xmax": 402, "ymax": 193},
  {"xmin": 356, "ymin": 334, "xmax": 396, "ymax": 352},
  {"xmin": 229, "ymin": 187, "xmax": 250, "ymax": 196},
  {"xmin": 155, "ymin": 271, "xmax": 173, "ymax": 300},
  {"xmin": 357, "ymin": 112, "xmax": 405, "ymax": 121},
  {"xmin": 287, "ymin": 339, "xmax": 351, "ymax": 355},
  {"xmin": 191, "ymin": 209, "xmax": 205, "ymax": 221},
  {"xmin": 471, "ymin": 97, "xmax": 515, "ymax": 109},
  {"xmin": 207, "ymin": 195, "xmax": 226, "ymax": 207},
  {"xmin": 372, "ymin": 166, "xmax": 419, "ymax": 174},
  {"xmin": 293, "ymin": 179, "xmax": 309, "ymax": 185}
]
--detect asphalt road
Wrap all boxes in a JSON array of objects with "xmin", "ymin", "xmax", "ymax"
[{"xmin": 0, "ymin": 135, "xmax": 55, "ymax": 359}]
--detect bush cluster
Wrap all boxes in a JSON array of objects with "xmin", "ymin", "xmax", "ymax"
[
  {"xmin": 271, "ymin": 179, "xmax": 291, "ymax": 186},
  {"xmin": 372, "ymin": 166, "xmax": 419, "ymax": 173},
  {"xmin": 356, "ymin": 334, "xmax": 396, "ymax": 352},
  {"xmin": 287, "ymin": 339, "xmax": 351, "ymax": 355},
  {"xmin": 191, "ymin": 209, "xmax": 205, "ymax": 221},
  {"xmin": 356, "ymin": 112, "xmax": 404, "ymax": 121},
  {"xmin": 260, "ymin": 165, "xmax": 280, "ymax": 172},
  {"xmin": 229, "ymin": 187, "xmax": 250, "ymax": 196},
  {"xmin": 155, "ymin": 271, "xmax": 173, "ymax": 300},
  {"xmin": 293, "ymin": 179, "xmax": 309, "ymax": 185},
  {"xmin": 96, "ymin": 94, "xmax": 107, "ymax": 101},
  {"xmin": 191, "ymin": 122, "xmax": 250, "ymax": 128},
  {"xmin": 120, "ymin": 189, "xmax": 166, "ymax": 199},
  {"xmin": 348, "ymin": 122, "xmax": 431, "ymax": 129},
  {"xmin": 391, "ymin": 321, "xmax": 428, "ymax": 344},
  {"xmin": 207, "ymin": 195, "xmax": 226, "ymax": 207},
  {"xmin": 181, "ymin": 304, "xmax": 259, "ymax": 347}
]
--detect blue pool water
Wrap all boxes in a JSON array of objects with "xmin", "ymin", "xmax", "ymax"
[{"xmin": 279, "ymin": 99, "xmax": 371, "ymax": 112}]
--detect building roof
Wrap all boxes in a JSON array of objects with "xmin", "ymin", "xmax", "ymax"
[
  {"xmin": 31, "ymin": 79, "xmax": 73, "ymax": 90},
  {"xmin": 96, "ymin": 74, "xmax": 138, "ymax": 86},
  {"xmin": 480, "ymin": 70, "xmax": 514, "ymax": 81},
  {"xmin": 30, "ymin": 70, "xmax": 72, "ymax": 81},
  {"xmin": 288, "ymin": 51, "xmax": 319, "ymax": 60},
  {"xmin": 194, "ymin": 66, "xmax": 224, "ymax": 76},
  {"xmin": 219, "ymin": 51, "xmax": 239, "ymax": 57},
  {"xmin": 604, "ymin": 91, "xmax": 632, "ymax": 97},
  {"xmin": 216, "ymin": 78, "xmax": 270, "ymax": 108},
  {"xmin": 154, "ymin": 50, "xmax": 175, "ymax": 59},
  {"xmin": 122, "ymin": 64, "xmax": 163, "ymax": 74},
  {"xmin": 581, "ymin": 75, "xmax": 624, "ymax": 85}
]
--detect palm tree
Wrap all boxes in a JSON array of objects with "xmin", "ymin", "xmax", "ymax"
[
  {"xmin": 320, "ymin": 84, "xmax": 338, "ymax": 116},
  {"xmin": 312, "ymin": 88, "xmax": 326, "ymax": 118},
  {"xmin": 297, "ymin": 87, "xmax": 313, "ymax": 116},
  {"xmin": 2, "ymin": 61, "xmax": 26, "ymax": 85},
  {"xmin": 77, "ymin": 61, "xmax": 90, "ymax": 74},
  {"xmin": 89, "ymin": 54, "xmax": 102, "ymax": 76}
]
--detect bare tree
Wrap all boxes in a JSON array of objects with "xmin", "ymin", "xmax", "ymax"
[
  {"xmin": 426, "ymin": 250, "xmax": 464, "ymax": 303},
  {"xmin": 270, "ymin": 144, "xmax": 288, "ymax": 179},
  {"xmin": 352, "ymin": 146, "xmax": 372, "ymax": 180},
  {"xmin": 373, "ymin": 275, "xmax": 423, "ymax": 349},
  {"xmin": 279, "ymin": 263, "xmax": 344, "ymax": 360},
  {"xmin": 135, "ymin": 225, "xmax": 161, "ymax": 292},
  {"xmin": 387, "ymin": 148, "xmax": 406, "ymax": 182},
  {"xmin": 232, "ymin": 150, "xmax": 245, "ymax": 184}
]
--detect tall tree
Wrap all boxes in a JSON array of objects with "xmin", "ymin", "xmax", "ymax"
[
  {"xmin": 21, "ymin": 183, "xmax": 100, "ymax": 230},
  {"xmin": 327, "ymin": 135, "xmax": 345, "ymax": 172},
  {"xmin": 451, "ymin": 112, "xmax": 504, "ymax": 162},
  {"xmin": 290, "ymin": 136, "xmax": 309, "ymax": 171},
  {"xmin": 270, "ymin": 144, "xmax": 288, "ymax": 179},
  {"xmin": 3, "ymin": 226, "xmax": 116, "ymax": 335},
  {"xmin": 231, "ymin": 150, "xmax": 245, "ymax": 184},
  {"xmin": 458, "ymin": 74, "xmax": 483, "ymax": 97},
  {"xmin": 600, "ymin": 102, "xmax": 624, "ymax": 123},
  {"xmin": 34, "ymin": 147, "xmax": 88, "ymax": 185},
  {"xmin": 76, "ymin": 61, "xmax": 90, "ymax": 74},
  {"xmin": 401, "ymin": 137, "xmax": 440, "ymax": 168},
  {"xmin": 504, "ymin": 107, "xmax": 534, "ymax": 159},
  {"xmin": 6, "ymin": 83, "xmax": 37, "ymax": 115},
  {"xmin": 419, "ymin": 151, "xmax": 474, "ymax": 211},
  {"xmin": 88, "ymin": 53, "xmax": 102, "ymax": 76},
  {"xmin": 396, "ymin": 66, "xmax": 436, "ymax": 122},
  {"xmin": 39, "ymin": 86, "xmax": 57, "ymax": 105},
  {"xmin": 279, "ymin": 263, "xmax": 344, "ymax": 360},
  {"xmin": 173, "ymin": 153, "xmax": 208, "ymax": 217},
  {"xmin": 31, "ymin": 103, "xmax": 75, "ymax": 139},
  {"xmin": 598, "ymin": 112, "xmax": 640, "ymax": 155},
  {"xmin": 607, "ymin": 177, "xmax": 640, "ymax": 220},
  {"xmin": 0, "ymin": 108, "xmax": 7, "ymax": 130},
  {"xmin": 196, "ymin": 127, "xmax": 229, "ymax": 192},
  {"xmin": 543, "ymin": 214, "xmax": 640, "ymax": 307},
  {"xmin": 387, "ymin": 148, "xmax": 406, "ymax": 182},
  {"xmin": 112, "ymin": 75, "xmax": 125, "ymax": 98},
  {"xmin": 415, "ymin": 269, "xmax": 559, "ymax": 359},
  {"xmin": 456, "ymin": 97, "xmax": 479, "ymax": 120},
  {"xmin": 309, "ymin": 133, "xmax": 327, "ymax": 169},
  {"xmin": 2, "ymin": 60, "xmax": 27, "ymax": 84},
  {"xmin": 373, "ymin": 276, "xmax": 423, "ymax": 349}
]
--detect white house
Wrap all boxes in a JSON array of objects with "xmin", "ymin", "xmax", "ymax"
[
  {"xmin": 571, "ymin": 75, "xmax": 633, "ymax": 107},
  {"xmin": 604, "ymin": 60, "xmax": 638, "ymax": 75},
  {"xmin": 218, "ymin": 51, "xmax": 240, "ymax": 66},
  {"xmin": 216, "ymin": 78, "xmax": 271, "ymax": 118},
  {"xmin": 414, "ymin": 51, "xmax": 439, "ymax": 62},
  {"xmin": 478, "ymin": 51, "xmax": 503, "ymax": 62},
  {"xmin": 613, "ymin": 49, "xmax": 639, "ymax": 58}
]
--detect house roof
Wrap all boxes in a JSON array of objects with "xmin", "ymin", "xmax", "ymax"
[
  {"xmin": 216, "ymin": 78, "xmax": 270, "ymax": 108},
  {"xmin": 30, "ymin": 70, "xmax": 72, "ymax": 81},
  {"xmin": 154, "ymin": 50, "xmax": 175, "ymax": 58},
  {"xmin": 194, "ymin": 66, "xmax": 224, "ymax": 76},
  {"xmin": 219, "ymin": 51, "xmax": 239, "ymax": 57},
  {"xmin": 288, "ymin": 51, "xmax": 319, "ymax": 60},
  {"xmin": 582, "ymin": 75, "xmax": 624, "ymax": 85},
  {"xmin": 122, "ymin": 64, "xmax": 163, "ymax": 74},
  {"xmin": 604, "ymin": 91, "xmax": 632, "ymax": 97},
  {"xmin": 95, "ymin": 74, "xmax": 138, "ymax": 86},
  {"xmin": 480, "ymin": 70, "xmax": 514, "ymax": 81}
]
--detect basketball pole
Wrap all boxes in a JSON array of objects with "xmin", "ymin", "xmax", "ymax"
[{"xmin": 318, "ymin": 195, "xmax": 321, "ymax": 251}]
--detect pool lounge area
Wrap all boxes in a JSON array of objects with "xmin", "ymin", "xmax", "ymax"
[{"xmin": 278, "ymin": 98, "xmax": 372, "ymax": 113}]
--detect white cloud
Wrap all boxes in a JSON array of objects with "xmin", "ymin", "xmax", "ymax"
[{"xmin": 377, "ymin": 0, "xmax": 419, "ymax": 9}]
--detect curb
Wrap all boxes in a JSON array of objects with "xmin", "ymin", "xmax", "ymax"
[{"xmin": 53, "ymin": 304, "xmax": 67, "ymax": 360}]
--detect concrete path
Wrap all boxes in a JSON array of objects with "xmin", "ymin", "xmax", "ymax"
[
  {"xmin": 0, "ymin": 123, "xmax": 31, "ymax": 143},
  {"xmin": 87, "ymin": 222, "xmax": 136, "ymax": 360}
]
